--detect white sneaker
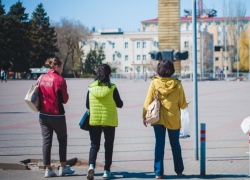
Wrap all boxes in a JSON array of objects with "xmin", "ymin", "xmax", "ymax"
[
  {"xmin": 87, "ymin": 164, "xmax": 95, "ymax": 180},
  {"xmin": 44, "ymin": 169, "xmax": 57, "ymax": 178},
  {"xmin": 103, "ymin": 170, "xmax": 114, "ymax": 179},
  {"xmin": 59, "ymin": 165, "xmax": 75, "ymax": 176}
]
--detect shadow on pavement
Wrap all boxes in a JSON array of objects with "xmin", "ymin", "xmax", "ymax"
[{"xmin": 93, "ymin": 172, "xmax": 249, "ymax": 179}]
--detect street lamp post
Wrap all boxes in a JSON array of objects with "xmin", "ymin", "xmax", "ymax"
[{"xmin": 192, "ymin": 0, "xmax": 199, "ymax": 161}]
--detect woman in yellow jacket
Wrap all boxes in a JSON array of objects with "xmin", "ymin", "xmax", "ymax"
[{"xmin": 143, "ymin": 60, "xmax": 188, "ymax": 179}]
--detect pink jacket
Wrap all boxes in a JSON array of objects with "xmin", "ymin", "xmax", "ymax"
[{"xmin": 39, "ymin": 69, "xmax": 69, "ymax": 115}]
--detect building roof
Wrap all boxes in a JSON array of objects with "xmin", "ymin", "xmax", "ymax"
[{"xmin": 141, "ymin": 17, "xmax": 250, "ymax": 23}]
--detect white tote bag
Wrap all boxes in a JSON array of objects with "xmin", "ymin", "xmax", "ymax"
[
  {"xmin": 179, "ymin": 108, "xmax": 190, "ymax": 138},
  {"xmin": 145, "ymin": 92, "xmax": 160, "ymax": 124},
  {"xmin": 24, "ymin": 75, "xmax": 43, "ymax": 112}
]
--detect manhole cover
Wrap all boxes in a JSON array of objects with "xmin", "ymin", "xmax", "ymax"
[{"xmin": 20, "ymin": 158, "xmax": 103, "ymax": 171}]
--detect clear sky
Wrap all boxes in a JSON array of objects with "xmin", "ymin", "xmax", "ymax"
[{"xmin": 2, "ymin": 0, "xmax": 250, "ymax": 32}]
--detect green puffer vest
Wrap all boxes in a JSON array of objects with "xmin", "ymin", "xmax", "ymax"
[{"xmin": 88, "ymin": 81, "xmax": 118, "ymax": 127}]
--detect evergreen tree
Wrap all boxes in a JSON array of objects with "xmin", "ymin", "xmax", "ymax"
[
  {"xmin": 6, "ymin": 1, "xmax": 30, "ymax": 73},
  {"xmin": 29, "ymin": 3, "xmax": 57, "ymax": 68},
  {"xmin": 83, "ymin": 47, "xmax": 105, "ymax": 75},
  {"xmin": 0, "ymin": 0, "xmax": 7, "ymax": 69}
]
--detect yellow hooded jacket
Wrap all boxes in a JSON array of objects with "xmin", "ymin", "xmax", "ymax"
[{"xmin": 142, "ymin": 76, "xmax": 187, "ymax": 130}]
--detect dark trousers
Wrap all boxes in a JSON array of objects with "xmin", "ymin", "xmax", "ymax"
[
  {"xmin": 39, "ymin": 114, "xmax": 67, "ymax": 165},
  {"xmin": 89, "ymin": 126, "xmax": 115, "ymax": 171},
  {"xmin": 153, "ymin": 125, "xmax": 184, "ymax": 175}
]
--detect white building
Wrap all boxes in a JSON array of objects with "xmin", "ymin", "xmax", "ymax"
[
  {"xmin": 83, "ymin": 29, "xmax": 159, "ymax": 75},
  {"xmin": 83, "ymin": 28, "xmax": 213, "ymax": 75}
]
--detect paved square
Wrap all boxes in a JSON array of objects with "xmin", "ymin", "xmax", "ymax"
[{"xmin": 0, "ymin": 79, "xmax": 250, "ymax": 179}]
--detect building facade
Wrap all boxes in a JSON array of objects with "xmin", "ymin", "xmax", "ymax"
[
  {"xmin": 82, "ymin": 29, "xmax": 213, "ymax": 75},
  {"xmin": 141, "ymin": 17, "xmax": 250, "ymax": 73},
  {"xmin": 82, "ymin": 30, "xmax": 159, "ymax": 75}
]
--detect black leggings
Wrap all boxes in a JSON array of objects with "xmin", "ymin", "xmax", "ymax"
[
  {"xmin": 89, "ymin": 126, "xmax": 115, "ymax": 171},
  {"xmin": 39, "ymin": 114, "xmax": 67, "ymax": 165}
]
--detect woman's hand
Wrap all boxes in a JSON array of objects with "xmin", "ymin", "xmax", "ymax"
[
  {"xmin": 143, "ymin": 119, "xmax": 148, "ymax": 127},
  {"xmin": 187, "ymin": 102, "xmax": 190, "ymax": 107}
]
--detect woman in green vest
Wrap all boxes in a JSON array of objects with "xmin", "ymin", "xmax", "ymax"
[{"xmin": 86, "ymin": 64, "xmax": 123, "ymax": 180}]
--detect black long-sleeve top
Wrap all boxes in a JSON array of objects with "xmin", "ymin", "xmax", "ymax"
[{"xmin": 86, "ymin": 87, "xmax": 123, "ymax": 109}]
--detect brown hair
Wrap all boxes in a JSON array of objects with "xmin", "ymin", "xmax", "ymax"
[
  {"xmin": 45, "ymin": 58, "xmax": 63, "ymax": 69},
  {"xmin": 157, "ymin": 60, "xmax": 175, "ymax": 77}
]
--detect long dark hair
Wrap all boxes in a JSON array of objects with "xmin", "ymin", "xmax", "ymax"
[{"xmin": 95, "ymin": 64, "xmax": 112, "ymax": 88}]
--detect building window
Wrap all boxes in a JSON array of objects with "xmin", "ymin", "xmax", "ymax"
[
  {"xmin": 187, "ymin": 22, "xmax": 190, "ymax": 26},
  {"xmin": 137, "ymin": 55, "xmax": 140, "ymax": 61},
  {"xmin": 218, "ymin": 40, "xmax": 222, "ymax": 45},
  {"xmin": 216, "ymin": 21, "xmax": 220, "ymax": 26},
  {"xmin": 125, "ymin": 42, "xmax": 128, "ymax": 48},
  {"xmin": 136, "ymin": 66, "xmax": 140, "ymax": 73},
  {"xmin": 125, "ymin": 55, "xmax": 128, "ymax": 61},
  {"xmin": 143, "ymin": 66, "xmax": 146, "ymax": 73},
  {"xmin": 143, "ymin": 55, "xmax": 146, "ymax": 60},
  {"xmin": 200, "ymin": 22, "xmax": 202, "ymax": 26},
  {"xmin": 225, "ymin": 57, "xmax": 228, "ymax": 61},
  {"xmin": 215, "ymin": 57, "xmax": 219, "ymax": 61},
  {"xmin": 113, "ymin": 54, "xmax": 115, "ymax": 61},
  {"xmin": 218, "ymin": 32, "xmax": 222, "ymax": 36},
  {"xmin": 112, "ymin": 43, "xmax": 115, "ymax": 49},
  {"xmin": 226, "ymin": 66, "xmax": 229, "ymax": 70},
  {"xmin": 180, "ymin": 22, "xmax": 182, "ymax": 26},
  {"xmin": 225, "ymin": 21, "xmax": 229, "ymax": 25},
  {"xmin": 102, "ymin": 54, "xmax": 105, "ymax": 60},
  {"xmin": 208, "ymin": 22, "xmax": 211, "ymax": 26},
  {"xmin": 102, "ymin": 43, "xmax": 105, "ymax": 49},
  {"xmin": 95, "ymin": 43, "xmax": 98, "ymax": 49},
  {"xmin": 156, "ymin": 23, "xmax": 158, "ymax": 27},
  {"xmin": 156, "ymin": 42, "xmax": 158, "ymax": 48},
  {"xmin": 145, "ymin": 23, "xmax": 149, "ymax": 27},
  {"xmin": 243, "ymin": 21, "xmax": 248, "ymax": 25},
  {"xmin": 137, "ymin": 42, "xmax": 140, "ymax": 48},
  {"xmin": 184, "ymin": 41, "xmax": 189, "ymax": 47},
  {"xmin": 234, "ymin": 21, "xmax": 238, "ymax": 25},
  {"xmin": 215, "ymin": 66, "xmax": 219, "ymax": 71},
  {"xmin": 185, "ymin": 67, "xmax": 189, "ymax": 72},
  {"xmin": 125, "ymin": 66, "xmax": 129, "ymax": 73},
  {"xmin": 143, "ymin": 42, "xmax": 146, "ymax": 48}
]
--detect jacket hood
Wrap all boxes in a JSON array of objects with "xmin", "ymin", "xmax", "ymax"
[
  {"xmin": 152, "ymin": 76, "xmax": 181, "ymax": 96},
  {"xmin": 89, "ymin": 81, "xmax": 116, "ymax": 98}
]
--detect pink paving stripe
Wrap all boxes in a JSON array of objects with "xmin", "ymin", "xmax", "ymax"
[
  {"xmin": 186, "ymin": 86, "xmax": 250, "ymax": 99},
  {"xmin": 0, "ymin": 94, "xmax": 24, "ymax": 97},
  {"xmin": 0, "ymin": 102, "xmax": 26, "ymax": 107},
  {"xmin": 0, "ymin": 114, "xmax": 83, "ymax": 131},
  {"xmin": 0, "ymin": 121, "xmax": 38, "ymax": 131}
]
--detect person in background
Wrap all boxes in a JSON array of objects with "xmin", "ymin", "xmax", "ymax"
[
  {"xmin": 1, "ymin": 69, "xmax": 7, "ymax": 83},
  {"xmin": 142, "ymin": 60, "xmax": 188, "ymax": 179},
  {"xmin": 86, "ymin": 64, "xmax": 123, "ymax": 180},
  {"xmin": 39, "ymin": 58, "xmax": 75, "ymax": 178}
]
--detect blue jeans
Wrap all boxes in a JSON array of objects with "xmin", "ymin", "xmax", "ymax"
[{"xmin": 153, "ymin": 125, "xmax": 184, "ymax": 175}]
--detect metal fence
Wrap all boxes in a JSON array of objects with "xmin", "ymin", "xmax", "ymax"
[{"xmin": 111, "ymin": 72, "xmax": 250, "ymax": 81}]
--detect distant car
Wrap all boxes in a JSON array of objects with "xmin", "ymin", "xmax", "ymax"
[{"xmin": 26, "ymin": 66, "xmax": 49, "ymax": 79}]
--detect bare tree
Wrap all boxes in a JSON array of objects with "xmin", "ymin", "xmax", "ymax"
[
  {"xmin": 53, "ymin": 18, "xmax": 90, "ymax": 76},
  {"xmin": 223, "ymin": 0, "xmax": 247, "ymax": 71},
  {"xmin": 201, "ymin": 31, "xmax": 213, "ymax": 72}
]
